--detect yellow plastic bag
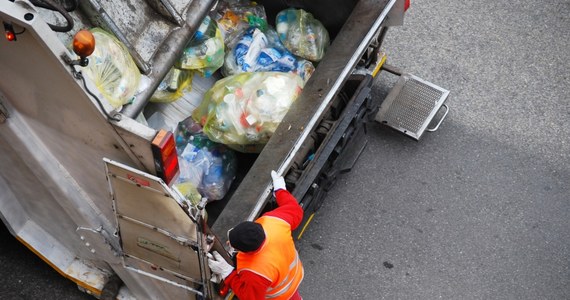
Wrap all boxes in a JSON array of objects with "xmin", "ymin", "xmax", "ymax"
[{"xmin": 81, "ymin": 28, "xmax": 141, "ymax": 108}]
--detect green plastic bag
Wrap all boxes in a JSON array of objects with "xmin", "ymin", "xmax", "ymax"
[
  {"xmin": 192, "ymin": 72, "xmax": 304, "ymax": 153},
  {"xmin": 81, "ymin": 28, "xmax": 141, "ymax": 108}
]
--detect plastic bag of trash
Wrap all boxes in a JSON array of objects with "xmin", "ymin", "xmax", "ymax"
[
  {"xmin": 150, "ymin": 67, "xmax": 193, "ymax": 103},
  {"xmin": 173, "ymin": 181, "xmax": 202, "ymax": 206},
  {"xmin": 213, "ymin": 0, "xmax": 268, "ymax": 45},
  {"xmin": 276, "ymin": 8, "xmax": 330, "ymax": 62},
  {"xmin": 192, "ymin": 72, "xmax": 304, "ymax": 153},
  {"xmin": 81, "ymin": 28, "xmax": 141, "ymax": 109},
  {"xmin": 178, "ymin": 16, "xmax": 225, "ymax": 77},
  {"xmin": 175, "ymin": 117, "xmax": 237, "ymax": 201},
  {"xmin": 223, "ymin": 26, "xmax": 315, "ymax": 82},
  {"xmin": 200, "ymin": 147, "xmax": 236, "ymax": 201}
]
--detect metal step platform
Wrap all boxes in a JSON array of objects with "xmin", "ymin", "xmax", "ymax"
[{"xmin": 376, "ymin": 73, "xmax": 450, "ymax": 140}]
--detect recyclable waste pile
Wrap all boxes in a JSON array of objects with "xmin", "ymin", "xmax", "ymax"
[
  {"xmin": 84, "ymin": 1, "xmax": 331, "ymax": 201},
  {"xmin": 173, "ymin": 117, "xmax": 237, "ymax": 203}
]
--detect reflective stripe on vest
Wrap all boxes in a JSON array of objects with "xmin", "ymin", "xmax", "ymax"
[
  {"xmin": 266, "ymin": 251, "xmax": 302, "ymax": 298},
  {"xmin": 237, "ymin": 216, "xmax": 304, "ymax": 300}
]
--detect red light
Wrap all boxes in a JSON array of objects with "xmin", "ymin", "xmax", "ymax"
[
  {"xmin": 405, "ymin": 0, "xmax": 411, "ymax": 11},
  {"xmin": 4, "ymin": 22, "xmax": 17, "ymax": 41},
  {"xmin": 5, "ymin": 30, "xmax": 15, "ymax": 41},
  {"xmin": 151, "ymin": 130, "xmax": 180, "ymax": 186}
]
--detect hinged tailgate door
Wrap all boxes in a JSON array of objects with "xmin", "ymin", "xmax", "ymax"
[{"xmin": 104, "ymin": 158, "xmax": 210, "ymax": 297}]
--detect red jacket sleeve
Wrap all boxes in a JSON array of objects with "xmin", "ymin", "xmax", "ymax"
[
  {"xmin": 224, "ymin": 269, "xmax": 271, "ymax": 300},
  {"xmin": 263, "ymin": 190, "xmax": 304, "ymax": 230}
]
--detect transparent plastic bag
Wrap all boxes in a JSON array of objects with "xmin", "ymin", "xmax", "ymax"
[
  {"xmin": 223, "ymin": 27, "xmax": 315, "ymax": 82},
  {"xmin": 81, "ymin": 28, "xmax": 141, "ymax": 108},
  {"xmin": 192, "ymin": 72, "xmax": 304, "ymax": 153},
  {"xmin": 213, "ymin": 0, "xmax": 268, "ymax": 45},
  {"xmin": 276, "ymin": 8, "xmax": 330, "ymax": 62},
  {"xmin": 178, "ymin": 16, "xmax": 225, "ymax": 77},
  {"xmin": 174, "ymin": 117, "xmax": 237, "ymax": 201},
  {"xmin": 150, "ymin": 67, "xmax": 193, "ymax": 103},
  {"xmin": 200, "ymin": 147, "xmax": 237, "ymax": 201}
]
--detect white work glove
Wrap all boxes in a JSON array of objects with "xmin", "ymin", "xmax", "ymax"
[
  {"xmin": 207, "ymin": 251, "xmax": 234, "ymax": 280},
  {"xmin": 271, "ymin": 170, "xmax": 286, "ymax": 192}
]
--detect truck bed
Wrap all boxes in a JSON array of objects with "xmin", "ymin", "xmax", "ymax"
[{"xmin": 0, "ymin": 0, "xmax": 398, "ymax": 298}]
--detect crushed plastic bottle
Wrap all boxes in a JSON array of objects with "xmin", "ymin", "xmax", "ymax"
[{"xmin": 201, "ymin": 155, "xmax": 225, "ymax": 200}]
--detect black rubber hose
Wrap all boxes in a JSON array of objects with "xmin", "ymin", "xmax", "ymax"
[
  {"xmin": 30, "ymin": 0, "xmax": 78, "ymax": 12},
  {"xmin": 29, "ymin": 0, "xmax": 75, "ymax": 32}
]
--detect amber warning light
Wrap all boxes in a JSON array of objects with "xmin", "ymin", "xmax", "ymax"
[
  {"xmin": 73, "ymin": 29, "xmax": 95, "ymax": 58},
  {"xmin": 151, "ymin": 130, "xmax": 179, "ymax": 186},
  {"xmin": 71, "ymin": 29, "xmax": 95, "ymax": 67}
]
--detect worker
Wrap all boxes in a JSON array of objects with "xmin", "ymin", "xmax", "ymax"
[{"xmin": 208, "ymin": 170, "xmax": 304, "ymax": 300}]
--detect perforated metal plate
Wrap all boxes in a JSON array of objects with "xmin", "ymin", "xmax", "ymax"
[{"xmin": 376, "ymin": 74, "xmax": 449, "ymax": 140}]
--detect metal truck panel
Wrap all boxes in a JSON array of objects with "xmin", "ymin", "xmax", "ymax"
[
  {"xmin": 0, "ymin": 3, "xmax": 170, "ymax": 298},
  {"xmin": 105, "ymin": 158, "xmax": 214, "ymax": 299}
]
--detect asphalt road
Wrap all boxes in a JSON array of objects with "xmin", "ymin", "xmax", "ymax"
[
  {"xmin": 298, "ymin": 0, "xmax": 570, "ymax": 299},
  {"xmin": 1, "ymin": 0, "xmax": 569, "ymax": 299}
]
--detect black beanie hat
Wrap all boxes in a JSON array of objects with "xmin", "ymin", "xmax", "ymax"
[{"xmin": 229, "ymin": 221, "xmax": 266, "ymax": 252}]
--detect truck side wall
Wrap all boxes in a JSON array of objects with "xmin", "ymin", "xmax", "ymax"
[{"xmin": 0, "ymin": 4, "xmax": 179, "ymax": 298}]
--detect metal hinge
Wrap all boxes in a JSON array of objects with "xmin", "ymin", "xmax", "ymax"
[{"xmin": 0, "ymin": 96, "xmax": 9, "ymax": 123}]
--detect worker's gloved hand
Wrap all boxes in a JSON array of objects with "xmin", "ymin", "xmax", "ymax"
[
  {"xmin": 207, "ymin": 251, "xmax": 234, "ymax": 280},
  {"xmin": 271, "ymin": 170, "xmax": 286, "ymax": 192}
]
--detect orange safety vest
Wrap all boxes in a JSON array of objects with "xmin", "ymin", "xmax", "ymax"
[{"xmin": 236, "ymin": 216, "xmax": 304, "ymax": 299}]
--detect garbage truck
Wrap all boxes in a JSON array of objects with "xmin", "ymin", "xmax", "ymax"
[{"xmin": 0, "ymin": 0, "xmax": 449, "ymax": 299}]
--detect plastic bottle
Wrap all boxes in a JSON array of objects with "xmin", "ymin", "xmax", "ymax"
[{"xmin": 201, "ymin": 155, "xmax": 225, "ymax": 200}]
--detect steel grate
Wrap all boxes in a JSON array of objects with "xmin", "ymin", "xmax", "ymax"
[{"xmin": 376, "ymin": 74, "xmax": 449, "ymax": 140}]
